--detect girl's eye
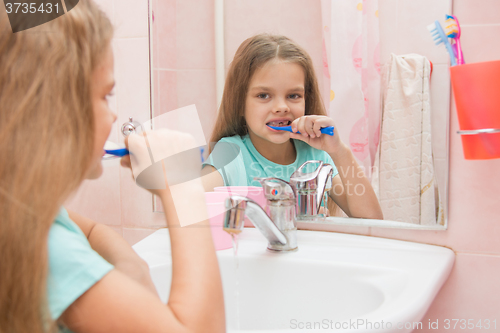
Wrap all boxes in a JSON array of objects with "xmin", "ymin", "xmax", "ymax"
[
  {"xmin": 257, "ymin": 93, "xmax": 269, "ymax": 99},
  {"xmin": 289, "ymin": 94, "xmax": 302, "ymax": 99}
]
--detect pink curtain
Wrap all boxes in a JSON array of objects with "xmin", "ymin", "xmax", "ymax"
[{"xmin": 321, "ymin": 0, "xmax": 380, "ymax": 178}]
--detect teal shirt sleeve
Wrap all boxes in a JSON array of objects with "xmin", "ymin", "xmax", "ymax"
[
  {"xmin": 321, "ymin": 150, "xmax": 339, "ymax": 179},
  {"xmin": 47, "ymin": 207, "xmax": 114, "ymax": 322},
  {"xmin": 202, "ymin": 137, "xmax": 249, "ymax": 186}
]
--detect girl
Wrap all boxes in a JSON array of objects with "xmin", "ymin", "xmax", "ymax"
[
  {"xmin": 202, "ymin": 34, "xmax": 382, "ymax": 219},
  {"xmin": 0, "ymin": 1, "xmax": 224, "ymax": 332}
]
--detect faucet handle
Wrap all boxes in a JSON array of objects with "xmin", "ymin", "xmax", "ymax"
[
  {"xmin": 254, "ymin": 177, "xmax": 296, "ymax": 200},
  {"xmin": 316, "ymin": 164, "xmax": 334, "ymax": 209},
  {"xmin": 290, "ymin": 160, "xmax": 324, "ymax": 190},
  {"xmin": 290, "ymin": 160, "xmax": 334, "ymax": 217}
]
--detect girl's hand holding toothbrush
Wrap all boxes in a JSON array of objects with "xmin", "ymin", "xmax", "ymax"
[
  {"xmin": 120, "ymin": 129, "xmax": 203, "ymax": 197},
  {"xmin": 289, "ymin": 115, "xmax": 347, "ymax": 156}
]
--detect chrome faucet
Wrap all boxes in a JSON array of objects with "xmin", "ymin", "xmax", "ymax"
[
  {"xmin": 223, "ymin": 178, "xmax": 297, "ymax": 251},
  {"xmin": 222, "ymin": 161, "xmax": 333, "ymax": 251},
  {"xmin": 290, "ymin": 160, "xmax": 333, "ymax": 219}
]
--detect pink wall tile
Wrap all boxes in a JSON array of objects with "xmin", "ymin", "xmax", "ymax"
[
  {"xmin": 119, "ymin": 166, "xmax": 167, "ymax": 228},
  {"xmin": 459, "ymin": 25, "xmax": 500, "ymax": 64},
  {"xmin": 175, "ymin": 0, "xmax": 215, "ymax": 69},
  {"xmin": 156, "ymin": 0, "xmax": 177, "ymax": 70},
  {"xmin": 175, "ymin": 69, "xmax": 217, "ymax": 143},
  {"xmin": 113, "ymin": 38, "xmax": 151, "ymax": 131},
  {"xmin": 420, "ymin": 253, "xmax": 500, "ymax": 331},
  {"xmin": 380, "ymin": 0, "xmax": 452, "ymax": 65},
  {"xmin": 123, "ymin": 228, "xmax": 157, "ymax": 246},
  {"xmin": 453, "ymin": 0, "xmax": 500, "ymax": 25},
  {"xmin": 114, "ymin": 0, "xmax": 149, "ymax": 38},
  {"xmin": 158, "ymin": 69, "xmax": 179, "ymax": 114},
  {"xmin": 65, "ymin": 164, "xmax": 122, "ymax": 226}
]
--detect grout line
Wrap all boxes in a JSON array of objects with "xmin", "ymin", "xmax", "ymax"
[
  {"xmin": 155, "ymin": 68, "xmax": 216, "ymax": 71},
  {"xmin": 454, "ymin": 251, "xmax": 500, "ymax": 257},
  {"xmin": 122, "ymin": 227, "xmax": 163, "ymax": 230},
  {"xmin": 113, "ymin": 36, "xmax": 149, "ymax": 41},
  {"xmin": 460, "ymin": 23, "xmax": 500, "ymax": 27}
]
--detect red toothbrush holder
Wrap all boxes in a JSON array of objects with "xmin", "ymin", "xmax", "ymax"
[{"xmin": 450, "ymin": 60, "xmax": 500, "ymax": 159}]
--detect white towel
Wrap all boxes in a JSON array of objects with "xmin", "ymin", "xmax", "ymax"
[{"xmin": 372, "ymin": 54, "xmax": 439, "ymax": 225}]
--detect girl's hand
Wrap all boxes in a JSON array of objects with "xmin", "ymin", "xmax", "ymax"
[{"xmin": 289, "ymin": 115, "xmax": 344, "ymax": 155}]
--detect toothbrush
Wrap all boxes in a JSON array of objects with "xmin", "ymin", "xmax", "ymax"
[
  {"xmin": 104, "ymin": 147, "xmax": 207, "ymax": 163},
  {"xmin": 104, "ymin": 148, "xmax": 129, "ymax": 157},
  {"xmin": 427, "ymin": 20, "xmax": 457, "ymax": 66},
  {"xmin": 267, "ymin": 125, "xmax": 334, "ymax": 136},
  {"xmin": 444, "ymin": 14, "xmax": 465, "ymax": 65}
]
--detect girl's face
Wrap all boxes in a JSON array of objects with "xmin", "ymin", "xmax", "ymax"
[
  {"xmin": 245, "ymin": 59, "xmax": 306, "ymax": 145},
  {"xmin": 87, "ymin": 45, "xmax": 117, "ymax": 179}
]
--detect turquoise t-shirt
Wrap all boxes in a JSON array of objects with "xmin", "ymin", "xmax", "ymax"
[
  {"xmin": 202, "ymin": 134, "xmax": 338, "ymax": 187},
  {"xmin": 47, "ymin": 207, "xmax": 114, "ymax": 331}
]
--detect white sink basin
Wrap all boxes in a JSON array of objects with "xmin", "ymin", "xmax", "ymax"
[{"xmin": 133, "ymin": 229, "xmax": 454, "ymax": 332}]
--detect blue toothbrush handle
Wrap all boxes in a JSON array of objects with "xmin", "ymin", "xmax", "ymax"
[
  {"xmin": 105, "ymin": 148, "xmax": 129, "ymax": 157},
  {"xmin": 268, "ymin": 125, "xmax": 335, "ymax": 136},
  {"xmin": 296, "ymin": 126, "xmax": 334, "ymax": 136},
  {"xmin": 434, "ymin": 21, "xmax": 457, "ymax": 66},
  {"xmin": 318, "ymin": 126, "xmax": 334, "ymax": 136}
]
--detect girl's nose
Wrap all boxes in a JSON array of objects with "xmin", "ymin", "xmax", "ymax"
[{"xmin": 273, "ymin": 98, "xmax": 290, "ymax": 113}]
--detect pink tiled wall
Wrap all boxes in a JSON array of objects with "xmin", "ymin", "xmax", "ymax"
[
  {"xmin": 68, "ymin": 0, "xmax": 500, "ymax": 327},
  {"xmin": 151, "ymin": 0, "xmax": 217, "ymax": 143}
]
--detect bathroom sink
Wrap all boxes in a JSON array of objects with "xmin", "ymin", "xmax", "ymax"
[{"xmin": 133, "ymin": 229, "xmax": 454, "ymax": 332}]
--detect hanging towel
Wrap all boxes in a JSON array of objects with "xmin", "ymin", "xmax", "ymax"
[{"xmin": 372, "ymin": 54, "xmax": 439, "ymax": 225}]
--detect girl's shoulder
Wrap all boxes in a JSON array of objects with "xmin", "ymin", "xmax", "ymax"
[
  {"xmin": 50, "ymin": 207, "xmax": 86, "ymax": 239},
  {"xmin": 48, "ymin": 207, "xmax": 113, "ymax": 320},
  {"xmin": 213, "ymin": 134, "xmax": 250, "ymax": 152},
  {"xmin": 217, "ymin": 134, "xmax": 246, "ymax": 145}
]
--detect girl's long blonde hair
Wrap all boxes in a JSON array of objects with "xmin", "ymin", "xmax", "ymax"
[
  {"xmin": 0, "ymin": 1, "xmax": 113, "ymax": 331},
  {"xmin": 209, "ymin": 33, "xmax": 327, "ymax": 150}
]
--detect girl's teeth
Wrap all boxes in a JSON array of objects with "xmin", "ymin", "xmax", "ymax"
[{"xmin": 268, "ymin": 121, "xmax": 290, "ymax": 126}]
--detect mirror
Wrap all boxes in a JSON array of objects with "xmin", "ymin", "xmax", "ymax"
[{"xmin": 148, "ymin": 0, "xmax": 450, "ymax": 229}]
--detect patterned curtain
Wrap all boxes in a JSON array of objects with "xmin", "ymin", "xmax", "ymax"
[{"xmin": 320, "ymin": 0, "xmax": 380, "ymax": 178}]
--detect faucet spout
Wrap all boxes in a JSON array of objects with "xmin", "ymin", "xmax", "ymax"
[{"xmin": 223, "ymin": 195, "xmax": 287, "ymax": 247}]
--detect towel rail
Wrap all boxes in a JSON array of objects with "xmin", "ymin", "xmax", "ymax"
[{"xmin": 457, "ymin": 128, "xmax": 500, "ymax": 135}]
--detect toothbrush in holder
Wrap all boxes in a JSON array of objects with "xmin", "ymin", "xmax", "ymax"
[
  {"xmin": 427, "ymin": 20, "xmax": 457, "ymax": 66},
  {"xmin": 445, "ymin": 14, "xmax": 465, "ymax": 65},
  {"xmin": 267, "ymin": 125, "xmax": 334, "ymax": 136}
]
